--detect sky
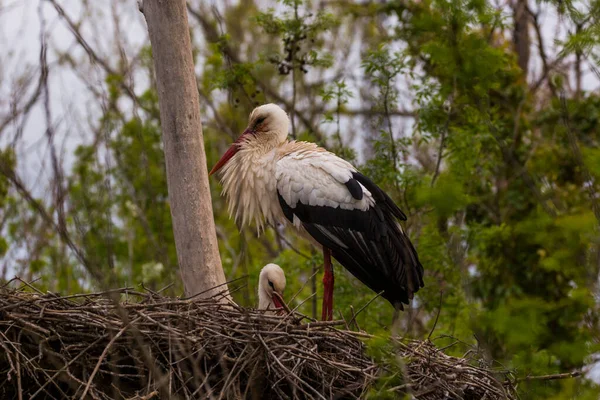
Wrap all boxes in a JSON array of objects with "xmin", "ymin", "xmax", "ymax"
[{"xmin": 0, "ymin": 0, "xmax": 147, "ymax": 187}]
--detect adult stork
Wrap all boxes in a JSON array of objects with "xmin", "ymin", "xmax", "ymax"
[
  {"xmin": 257, "ymin": 263, "xmax": 286, "ymax": 311},
  {"xmin": 210, "ymin": 104, "xmax": 424, "ymax": 320}
]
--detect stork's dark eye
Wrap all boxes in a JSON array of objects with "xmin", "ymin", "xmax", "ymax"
[
  {"xmin": 255, "ymin": 116, "xmax": 267, "ymax": 126},
  {"xmin": 268, "ymin": 281, "xmax": 274, "ymax": 289}
]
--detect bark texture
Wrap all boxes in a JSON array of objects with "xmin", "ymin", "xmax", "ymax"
[{"xmin": 142, "ymin": 0, "xmax": 228, "ymax": 298}]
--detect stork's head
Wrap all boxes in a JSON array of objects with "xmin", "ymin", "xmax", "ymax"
[
  {"xmin": 258, "ymin": 263, "xmax": 286, "ymax": 311},
  {"xmin": 209, "ymin": 104, "xmax": 290, "ymax": 176}
]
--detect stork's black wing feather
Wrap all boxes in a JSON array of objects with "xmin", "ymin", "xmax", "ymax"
[
  {"xmin": 353, "ymin": 172, "xmax": 407, "ymax": 221},
  {"xmin": 277, "ymin": 171, "xmax": 424, "ymax": 309}
]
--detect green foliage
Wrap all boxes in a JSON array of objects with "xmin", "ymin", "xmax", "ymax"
[
  {"xmin": 415, "ymin": 173, "xmax": 470, "ymax": 218},
  {"xmin": 320, "ymin": 81, "xmax": 356, "ymax": 161},
  {"xmin": 377, "ymin": 0, "xmax": 599, "ymax": 397},
  {"xmin": 70, "ymin": 115, "xmax": 178, "ymax": 290},
  {"xmin": 0, "ymin": 148, "xmax": 15, "ymax": 204},
  {"xmin": 363, "ymin": 334, "xmax": 411, "ymax": 399},
  {"xmin": 256, "ymin": 0, "xmax": 337, "ymax": 74},
  {"xmin": 362, "ymin": 46, "xmax": 410, "ymax": 171},
  {"xmin": 559, "ymin": 0, "xmax": 600, "ymax": 58}
]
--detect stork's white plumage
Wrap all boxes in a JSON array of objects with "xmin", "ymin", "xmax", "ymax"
[
  {"xmin": 210, "ymin": 104, "xmax": 424, "ymax": 320},
  {"xmin": 257, "ymin": 263, "xmax": 286, "ymax": 311}
]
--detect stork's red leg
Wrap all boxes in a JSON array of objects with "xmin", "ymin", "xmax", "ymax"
[{"xmin": 321, "ymin": 246, "xmax": 334, "ymax": 321}]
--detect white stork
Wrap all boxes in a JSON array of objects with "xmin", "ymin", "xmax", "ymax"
[
  {"xmin": 210, "ymin": 104, "xmax": 424, "ymax": 320},
  {"xmin": 257, "ymin": 263, "xmax": 286, "ymax": 311}
]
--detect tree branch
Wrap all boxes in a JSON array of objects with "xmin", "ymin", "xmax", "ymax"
[
  {"xmin": 0, "ymin": 160, "xmax": 92, "ymax": 276},
  {"xmin": 528, "ymin": 6, "xmax": 560, "ymax": 96},
  {"xmin": 513, "ymin": 370, "xmax": 582, "ymax": 383},
  {"xmin": 47, "ymin": 0, "xmax": 149, "ymax": 114}
]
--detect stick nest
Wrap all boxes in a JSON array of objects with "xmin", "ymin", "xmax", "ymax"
[{"xmin": 0, "ymin": 285, "xmax": 515, "ymax": 399}]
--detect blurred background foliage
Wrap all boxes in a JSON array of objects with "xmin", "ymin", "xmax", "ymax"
[{"xmin": 1, "ymin": 0, "xmax": 600, "ymax": 397}]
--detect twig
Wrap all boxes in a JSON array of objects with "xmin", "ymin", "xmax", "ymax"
[
  {"xmin": 427, "ymin": 290, "xmax": 443, "ymax": 340},
  {"xmin": 512, "ymin": 370, "xmax": 582, "ymax": 383},
  {"xmin": 348, "ymin": 291, "xmax": 384, "ymax": 328},
  {"xmin": 79, "ymin": 318, "xmax": 139, "ymax": 399},
  {"xmin": 288, "ymin": 269, "xmax": 321, "ymax": 304},
  {"xmin": 29, "ymin": 336, "xmax": 108, "ymax": 399},
  {"xmin": 432, "ymin": 87, "xmax": 454, "ymax": 187},
  {"xmin": 16, "ymin": 343, "xmax": 22, "ymax": 400}
]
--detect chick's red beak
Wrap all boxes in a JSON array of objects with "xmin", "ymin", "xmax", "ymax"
[
  {"xmin": 209, "ymin": 129, "xmax": 252, "ymax": 176},
  {"xmin": 271, "ymin": 292, "xmax": 284, "ymax": 309}
]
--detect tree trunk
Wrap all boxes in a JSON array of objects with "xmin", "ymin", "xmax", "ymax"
[
  {"xmin": 513, "ymin": 0, "xmax": 530, "ymax": 74},
  {"xmin": 141, "ymin": 0, "xmax": 228, "ymax": 299}
]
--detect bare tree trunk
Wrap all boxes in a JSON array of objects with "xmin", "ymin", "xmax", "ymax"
[
  {"xmin": 141, "ymin": 0, "xmax": 228, "ymax": 299},
  {"xmin": 513, "ymin": 0, "xmax": 530, "ymax": 74}
]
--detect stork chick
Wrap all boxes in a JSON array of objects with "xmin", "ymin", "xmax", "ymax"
[{"xmin": 258, "ymin": 263, "xmax": 286, "ymax": 311}]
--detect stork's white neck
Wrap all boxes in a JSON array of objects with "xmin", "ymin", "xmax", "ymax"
[
  {"xmin": 218, "ymin": 144, "xmax": 285, "ymax": 232},
  {"xmin": 258, "ymin": 286, "xmax": 275, "ymax": 310}
]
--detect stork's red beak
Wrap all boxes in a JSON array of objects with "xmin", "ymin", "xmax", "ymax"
[
  {"xmin": 209, "ymin": 143, "xmax": 238, "ymax": 176},
  {"xmin": 272, "ymin": 292, "xmax": 284, "ymax": 309},
  {"xmin": 208, "ymin": 129, "xmax": 252, "ymax": 176}
]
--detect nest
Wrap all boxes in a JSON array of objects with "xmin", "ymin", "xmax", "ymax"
[
  {"xmin": 395, "ymin": 340, "xmax": 515, "ymax": 399},
  {"xmin": 0, "ymin": 283, "xmax": 516, "ymax": 399}
]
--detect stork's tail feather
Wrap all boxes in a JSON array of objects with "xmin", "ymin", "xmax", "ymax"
[{"xmin": 398, "ymin": 228, "xmax": 425, "ymax": 298}]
